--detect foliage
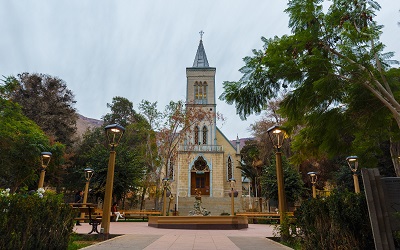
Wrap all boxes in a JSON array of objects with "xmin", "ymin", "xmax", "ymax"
[
  {"xmin": 0, "ymin": 98, "xmax": 53, "ymax": 191},
  {"xmin": 1, "ymin": 73, "xmax": 78, "ymax": 146},
  {"xmin": 103, "ymin": 96, "xmax": 140, "ymax": 128},
  {"xmin": 219, "ymin": 0, "xmax": 400, "ymax": 175},
  {"xmin": 261, "ymin": 154, "xmax": 305, "ymax": 203},
  {"xmin": 70, "ymin": 126, "xmax": 147, "ymax": 203},
  {"xmin": 0, "ymin": 190, "xmax": 75, "ymax": 250},
  {"xmin": 334, "ymin": 165, "xmax": 363, "ymax": 192},
  {"xmin": 143, "ymin": 100, "xmax": 216, "ymax": 177},
  {"xmin": 70, "ymin": 97, "xmax": 152, "ymax": 205},
  {"xmin": 295, "ymin": 190, "xmax": 374, "ymax": 250},
  {"xmin": 238, "ymin": 141, "xmax": 265, "ymax": 198}
]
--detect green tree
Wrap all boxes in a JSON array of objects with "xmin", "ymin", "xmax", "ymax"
[
  {"xmin": 220, "ymin": 0, "xmax": 400, "ymax": 175},
  {"xmin": 70, "ymin": 97, "xmax": 150, "ymax": 207},
  {"xmin": 0, "ymin": 99, "xmax": 52, "ymax": 191},
  {"xmin": 238, "ymin": 141, "xmax": 264, "ymax": 198},
  {"xmin": 261, "ymin": 154, "xmax": 305, "ymax": 204},
  {"xmin": 1, "ymin": 73, "xmax": 78, "ymax": 146},
  {"xmin": 102, "ymin": 96, "xmax": 139, "ymax": 128},
  {"xmin": 138, "ymin": 100, "xmax": 162, "ymax": 209}
]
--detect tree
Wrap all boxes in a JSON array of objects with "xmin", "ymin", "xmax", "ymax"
[
  {"xmin": 0, "ymin": 98, "xmax": 58, "ymax": 192},
  {"xmin": 155, "ymin": 100, "xmax": 215, "ymax": 178},
  {"xmin": 261, "ymin": 154, "xmax": 305, "ymax": 204},
  {"xmin": 138, "ymin": 100, "xmax": 162, "ymax": 209},
  {"xmin": 1, "ymin": 73, "xmax": 78, "ymax": 146},
  {"xmin": 220, "ymin": 0, "xmax": 400, "ymax": 175},
  {"xmin": 102, "ymin": 96, "xmax": 139, "ymax": 128},
  {"xmin": 238, "ymin": 141, "xmax": 263, "ymax": 199},
  {"xmin": 70, "ymin": 97, "xmax": 151, "ymax": 207}
]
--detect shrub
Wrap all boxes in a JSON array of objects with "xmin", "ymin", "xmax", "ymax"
[
  {"xmin": 294, "ymin": 190, "xmax": 374, "ymax": 250},
  {"xmin": 0, "ymin": 189, "xmax": 75, "ymax": 250}
]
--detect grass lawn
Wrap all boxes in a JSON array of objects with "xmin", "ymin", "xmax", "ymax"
[{"xmin": 68, "ymin": 233, "xmax": 120, "ymax": 250}]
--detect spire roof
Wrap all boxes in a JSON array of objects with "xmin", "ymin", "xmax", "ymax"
[{"xmin": 192, "ymin": 39, "xmax": 209, "ymax": 68}]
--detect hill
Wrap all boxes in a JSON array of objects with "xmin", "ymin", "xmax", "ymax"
[{"xmin": 76, "ymin": 114, "xmax": 103, "ymax": 138}]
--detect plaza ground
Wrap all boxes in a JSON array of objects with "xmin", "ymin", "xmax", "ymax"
[{"xmin": 73, "ymin": 221, "xmax": 292, "ymax": 249}]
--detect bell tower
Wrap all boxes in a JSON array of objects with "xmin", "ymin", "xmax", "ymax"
[{"xmin": 186, "ymin": 31, "xmax": 217, "ymax": 145}]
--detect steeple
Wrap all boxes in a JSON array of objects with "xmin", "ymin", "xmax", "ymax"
[{"xmin": 192, "ymin": 31, "xmax": 209, "ymax": 68}]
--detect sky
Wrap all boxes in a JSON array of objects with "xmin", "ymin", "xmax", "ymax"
[{"xmin": 1, "ymin": 0, "xmax": 399, "ymax": 140}]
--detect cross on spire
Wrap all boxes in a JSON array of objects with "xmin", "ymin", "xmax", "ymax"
[{"xmin": 199, "ymin": 30, "xmax": 204, "ymax": 40}]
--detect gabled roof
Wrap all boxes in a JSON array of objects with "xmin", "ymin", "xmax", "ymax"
[{"xmin": 192, "ymin": 39, "xmax": 209, "ymax": 68}]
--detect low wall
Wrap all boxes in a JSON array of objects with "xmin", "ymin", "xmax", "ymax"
[{"xmin": 148, "ymin": 216, "xmax": 248, "ymax": 230}]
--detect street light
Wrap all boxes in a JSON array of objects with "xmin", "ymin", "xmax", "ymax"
[
  {"xmin": 346, "ymin": 156, "xmax": 360, "ymax": 193},
  {"xmin": 307, "ymin": 172, "xmax": 317, "ymax": 198},
  {"xmin": 38, "ymin": 152, "xmax": 52, "ymax": 189},
  {"xmin": 80, "ymin": 168, "xmax": 94, "ymax": 220},
  {"xmin": 101, "ymin": 124, "xmax": 125, "ymax": 237},
  {"xmin": 83, "ymin": 168, "xmax": 94, "ymax": 204},
  {"xmin": 229, "ymin": 178, "xmax": 236, "ymax": 216},
  {"xmin": 162, "ymin": 178, "xmax": 169, "ymax": 216},
  {"xmin": 267, "ymin": 125, "xmax": 287, "ymax": 224}
]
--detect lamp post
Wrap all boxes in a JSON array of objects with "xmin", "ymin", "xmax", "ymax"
[
  {"xmin": 162, "ymin": 178, "xmax": 169, "ymax": 216},
  {"xmin": 267, "ymin": 125, "xmax": 287, "ymax": 224},
  {"xmin": 80, "ymin": 168, "xmax": 94, "ymax": 219},
  {"xmin": 38, "ymin": 152, "xmax": 52, "ymax": 189},
  {"xmin": 307, "ymin": 172, "xmax": 317, "ymax": 198},
  {"xmin": 83, "ymin": 168, "xmax": 94, "ymax": 204},
  {"xmin": 101, "ymin": 124, "xmax": 125, "ymax": 237},
  {"xmin": 229, "ymin": 178, "xmax": 236, "ymax": 216},
  {"xmin": 346, "ymin": 156, "xmax": 360, "ymax": 193}
]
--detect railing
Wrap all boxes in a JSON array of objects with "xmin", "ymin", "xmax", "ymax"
[{"xmin": 178, "ymin": 144, "xmax": 223, "ymax": 152}]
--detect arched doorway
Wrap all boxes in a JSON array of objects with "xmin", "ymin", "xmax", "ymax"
[{"xmin": 190, "ymin": 156, "xmax": 210, "ymax": 196}]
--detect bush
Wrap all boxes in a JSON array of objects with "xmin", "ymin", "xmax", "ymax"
[
  {"xmin": 294, "ymin": 190, "xmax": 374, "ymax": 250},
  {"xmin": 0, "ymin": 189, "xmax": 75, "ymax": 250}
]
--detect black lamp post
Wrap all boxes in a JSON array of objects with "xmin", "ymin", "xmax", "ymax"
[
  {"xmin": 101, "ymin": 124, "xmax": 125, "ymax": 237},
  {"xmin": 267, "ymin": 125, "xmax": 287, "ymax": 224},
  {"xmin": 346, "ymin": 156, "xmax": 360, "ymax": 193},
  {"xmin": 38, "ymin": 152, "xmax": 52, "ymax": 189}
]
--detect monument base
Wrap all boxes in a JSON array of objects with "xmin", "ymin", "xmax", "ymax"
[{"xmin": 148, "ymin": 216, "xmax": 248, "ymax": 230}]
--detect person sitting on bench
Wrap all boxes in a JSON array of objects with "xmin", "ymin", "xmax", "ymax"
[{"xmin": 111, "ymin": 202, "xmax": 124, "ymax": 221}]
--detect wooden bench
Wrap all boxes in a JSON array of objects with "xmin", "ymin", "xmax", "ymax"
[
  {"xmin": 235, "ymin": 212, "xmax": 295, "ymax": 223},
  {"xmin": 120, "ymin": 210, "xmax": 161, "ymax": 221},
  {"xmin": 89, "ymin": 209, "xmax": 118, "ymax": 222},
  {"xmin": 70, "ymin": 203, "xmax": 101, "ymax": 234}
]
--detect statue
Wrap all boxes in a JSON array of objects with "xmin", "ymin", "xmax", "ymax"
[{"xmin": 189, "ymin": 189, "xmax": 211, "ymax": 216}]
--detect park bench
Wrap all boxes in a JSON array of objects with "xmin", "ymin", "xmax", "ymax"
[
  {"xmin": 70, "ymin": 203, "xmax": 102, "ymax": 234},
  {"xmin": 120, "ymin": 210, "xmax": 162, "ymax": 221},
  {"xmin": 235, "ymin": 212, "xmax": 295, "ymax": 223}
]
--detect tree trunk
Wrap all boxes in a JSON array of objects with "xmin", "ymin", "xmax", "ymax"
[
  {"xmin": 140, "ymin": 187, "xmax": 147, "ymax": 210},
  {"xmin": 390, "ymin": 138, "xmax": 400, "ymax": 177}
]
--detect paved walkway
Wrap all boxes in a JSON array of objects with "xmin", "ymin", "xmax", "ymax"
[{"xmin": 74, "ymin": 222, "xmax": 292, "ymax": 250}]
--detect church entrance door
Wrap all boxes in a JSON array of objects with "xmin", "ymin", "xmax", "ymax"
[
  {"xmin": 190, "ymin": 156, "xmax": 210, "ymax": 196},
  {"xmin": 191, "ymin": 172, "xmax": 210, "ymax": 196}
]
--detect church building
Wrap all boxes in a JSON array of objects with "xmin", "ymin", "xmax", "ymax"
[{"xmin": 168, "ymin": 35, "xmax": 242, "ymax": 203}]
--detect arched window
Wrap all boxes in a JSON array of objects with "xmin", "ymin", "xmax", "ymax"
[
  {"xmin": 194, "ymin": 126, "xmax": 199, "ymax": 145},
  {"xmin": 193, "ymin": 156, "xmax": 209, "ymax": 171},
  {"xmin": 227, "ymin": 156, "xmax": 233, "ymax": 180},
  {"xmin": 194, "ymin": 81, "xmax": 208, "ymax": 104},
  {"xmin": 202, "ymin": 126, "xmax": 208, "ymax": 144}
]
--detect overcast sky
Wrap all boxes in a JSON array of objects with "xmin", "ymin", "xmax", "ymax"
[{"xmin": 1, "ymin": 1, "xmax": 399, "ymax": 140}]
